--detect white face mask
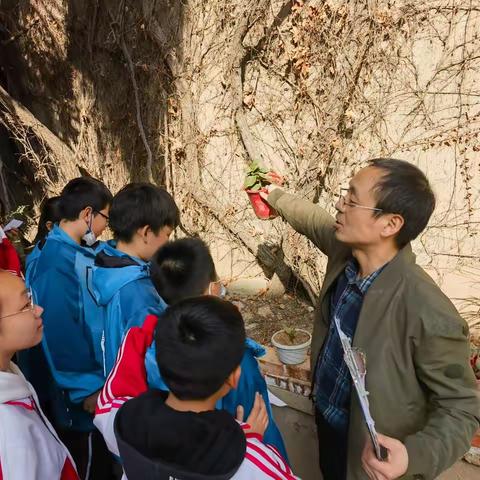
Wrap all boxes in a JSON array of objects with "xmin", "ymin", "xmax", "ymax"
[{"xmin": 82, "ymin": 216, "xmax": 96, "ymax": 246}]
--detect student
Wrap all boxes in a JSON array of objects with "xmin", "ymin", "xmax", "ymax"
[
  {"xmin": 20, "ymin": 196, "xmax": 63, "ymax": 413},
  {"xmin": 150, "ymin": 237, "xmax": 288, "ymax": 459},
  {"xmin": 94, "ymin": 297, "xmax": 295, "ymax": 479},
  {"xmin": 25, "ymin": 196, "xmax": 63, "ymax": 280},
  {"xmin": 91, "ymin": 182, "xmax": 179, "ymax": 388},
  {"xmin": 0, "ymin": 270, "xmax": 79, "ymax": 479},
  {"xmin": 27, "ymin": 177, "xmax": 113, "ymax": 479},
  {"xmin": 34, "ymin": 196, "xmax": 64, "ymax": 243}
]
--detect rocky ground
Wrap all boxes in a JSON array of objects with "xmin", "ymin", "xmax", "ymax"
[{"xmin": 225, "ymin": 292, "xmax": 314, "ymax": 346}]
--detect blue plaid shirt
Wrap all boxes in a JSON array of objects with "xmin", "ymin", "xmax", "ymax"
[{"xmin": 314, "ymin": 258, "xmax": 385, "ymax": 433}]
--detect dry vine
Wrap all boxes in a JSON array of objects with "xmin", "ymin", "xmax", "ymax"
[{"xmin": 0, "ymin": 0, "xmax": 479, "ymax": 313}]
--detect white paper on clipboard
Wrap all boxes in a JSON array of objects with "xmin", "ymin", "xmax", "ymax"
[{"xmin": 334, "ymin": 315, "xmax": 387, "ymax": 461}]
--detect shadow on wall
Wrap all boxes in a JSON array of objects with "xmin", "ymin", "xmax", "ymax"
[
  {"xmin": 0, "ymin": 0, "xmax": 188, "ymax": 197},
  {"xmin": 257, "ymin": 242, "xmax": 317, "ymax": 303}
]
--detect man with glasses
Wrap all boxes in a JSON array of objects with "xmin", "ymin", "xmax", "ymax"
[{"xmin": 261, "ymin": 159, "xmax": 479, "ymax": 480}]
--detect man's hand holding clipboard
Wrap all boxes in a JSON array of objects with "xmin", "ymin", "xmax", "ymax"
[
  {"xmin": 333, "ymin": 315, "xmax": 409, "ymax": 478},
  {"xmin": 362, "ymin": 433, "xmax": 409, "ymax": 480}
]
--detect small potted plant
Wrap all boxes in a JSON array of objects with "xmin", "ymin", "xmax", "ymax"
[
  {"xmin": 271, "ymin": 327, "xmax": 312, "ymax": 365},
  {"xmin": 243, "ymin": 161, "xmax": 283, "ymax": 220}
]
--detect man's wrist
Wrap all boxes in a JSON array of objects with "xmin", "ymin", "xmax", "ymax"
[{"xmin": 265, "ymin": 187, "xmax": 285, "ymax": 207}]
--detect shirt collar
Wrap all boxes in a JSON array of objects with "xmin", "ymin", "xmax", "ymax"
[{"xmin": 344, "ymin": 257, "xmax": 386, "ymax": 295}]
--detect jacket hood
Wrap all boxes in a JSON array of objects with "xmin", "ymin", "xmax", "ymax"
[
  {"xmin": 91, "ymin": 243, "xmax": 150, "ymax": 305},
  {"xmin": 115, "ymin": 390, "xmax": 246, "ymax": 480},
  {"xmin": 48, "ymin": 225, "xmax": 97, "ymax": 257},
  {"xmin": 0, "ymin": 362, "xmax": 32, "ymax": 403}
]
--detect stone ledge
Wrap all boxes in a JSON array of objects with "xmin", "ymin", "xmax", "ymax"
[
  {"xmin": 259, "ymin": 346, "xmax": 311, "ymax": 381},
  {"xmin": 259, "ymin": 346, "xmax": 311, "ymax": 398}
]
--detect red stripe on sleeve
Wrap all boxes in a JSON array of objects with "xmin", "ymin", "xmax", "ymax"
[
  {"xmin": 61, "ymin": 457, "xmax": 80, "ymax": 480},
  {"xmin": 245, "ymin": 452, "xmax": 286, "ymax": 480}
]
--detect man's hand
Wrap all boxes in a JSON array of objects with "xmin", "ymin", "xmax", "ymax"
[
  {"xmin": 259, "ymin": 184, "xmax": 282, "ymax": 202},
  {"xmin": 83, "ymin": 390, "xmax": 101, "ymax": 414},
  {"xmin": 362, "ymin": 434, "xmax": 408, "ymax": 480},
  {"xmin": 236, "ymin": 392, "xmax": 269, "ymax": 438}
]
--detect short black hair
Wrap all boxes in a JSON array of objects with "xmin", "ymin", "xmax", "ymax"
[
  {"xmin": 150, "ymin": 238, "xmax": 217, "ymax": 305},
  {"xmin": 59, "ymin": 177, "xmax": 112, "ymax": 221},
  {"xmin": 34, "ymin": 196, "xmax": 62, "ymax": 243},
  {"xmin": 109, "ymin": 183, "xmax": 180, "ymax": 242},
  {"xmin": 369, "ymin": 158, "xmax": 436, "ymax": 247},
  {"xmin": 155, "ymin": 296, "xmax": 245, "ymax": 400}
]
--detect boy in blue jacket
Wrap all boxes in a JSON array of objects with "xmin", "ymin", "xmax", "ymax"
[
  {"xmin": 27, "ymin": 176, "xmax": 113, "ymax": 480},
  {"xmin": 91, "ymin": 183, "xmax": 180, "ymax": 388},
  {"xmin": 150, "ymin": 237, "xmax": 289, "ymax": 460}
]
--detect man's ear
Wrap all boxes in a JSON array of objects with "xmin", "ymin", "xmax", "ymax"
[
  {"xmin": 225, "ymin": 365, "xmax": 242, "ymax": 390},
  {"xmin": 45, "ymin": 221, "xmax": 54, "ymax": 231},
  {"xmin": 381, "ymin": 213, "xmax": 404, "ymax": 240}
]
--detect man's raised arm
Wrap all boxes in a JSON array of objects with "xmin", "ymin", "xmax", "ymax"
[{"xmin": 265, "ymin": 187, "xmax": 343, "ymax": 258}]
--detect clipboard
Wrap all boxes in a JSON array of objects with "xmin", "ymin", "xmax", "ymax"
[{"xmin": 334, "ymin": 315, "xmax": 388, "ymax": 461}]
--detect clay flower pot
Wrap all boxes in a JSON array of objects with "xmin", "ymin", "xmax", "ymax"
[{"xmin": 243, "ymin": 161, "xmax": 283, "ymax": 219}]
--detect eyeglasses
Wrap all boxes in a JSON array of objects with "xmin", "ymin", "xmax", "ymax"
[
  {"xmin": 94, "ymin": 210, "xmax": 109, "ymax": 221},
  {"xmin": 337, "ymin": 188, "xmax": 383, "ymax": 213},
  {"xmin": 0, "ymin": 288, "xmax": 35, "ymax": 320}
]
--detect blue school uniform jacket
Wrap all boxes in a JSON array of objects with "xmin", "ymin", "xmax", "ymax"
[
  {"xmin": 91, "ymin": 242, "xmax": 168, "ymax": 390},
  {"xmin": 221, "ymin": 338, "xmax": 288, "ymax": 460},
  {"xmin": 21, "ymin": 239, "xmax": 51, "ymax": 406},
  {"xmin": 25, "ymin": 225, "xmax": 106, "ymax": 431},
  {"xmin": 25, "ymin": 241, "xmax": 43, "ymax": 281}
]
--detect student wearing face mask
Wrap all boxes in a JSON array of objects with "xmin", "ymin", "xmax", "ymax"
[{"xmin": 26, "ymin": 177, "xmax": 114, "ymax": 480}]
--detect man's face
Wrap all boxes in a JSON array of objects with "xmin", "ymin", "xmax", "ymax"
[
  {"xmin": 144, "ymin": 225, "xmax": 174, "ymax": 260},
  {"xmin": 0, "ymin": 272, "xmax": 44, "ymax": 354},
  {"xmin": 334, "ymin": 166, "xmax": 389, "ymax": 248}
]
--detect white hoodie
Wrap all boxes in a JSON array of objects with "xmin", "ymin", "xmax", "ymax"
[{"xmin": 0, "ymin": 362, "xmax": 78, "ymax": 480}]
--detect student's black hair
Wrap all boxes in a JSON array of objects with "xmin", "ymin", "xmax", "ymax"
[
  {"xmin": 369, "ymin": 159, "xmax": 436, "ymax": 248},
  {"xmin": 155, "ymin": 296, "xmax": 245, "ymax": 400},
  {"xmin": 108, "ymin": 183, "xmax": 180, "ymax": 242},
  {"xmin": 150, "ymin": 237, "xmax": 217, "ymax": 305},
  {"xmin": 33, "ymin": 196, "xmax": 63, "ymax": 244},
  {"xmin": 59, "ymin": 177, "xmax": 112, "ymax": 221}
]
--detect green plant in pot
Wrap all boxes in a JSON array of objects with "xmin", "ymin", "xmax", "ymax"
[{"xmin": 243, "ymin": 161, "xmax": 282, "ymax": 219}]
